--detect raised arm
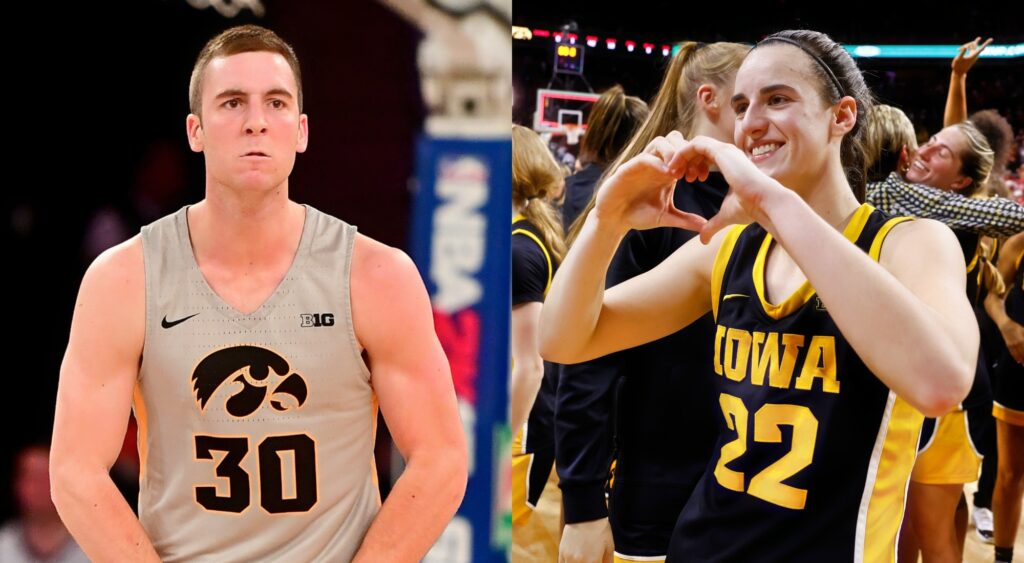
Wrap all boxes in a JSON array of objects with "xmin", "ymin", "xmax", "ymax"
[
  {"xmin": 944, "ymin": 37, "xmax": 992, "ymax": 127},
  {"xmin": 350, "ymin": 236, "xmax": 467, "ymax": 562},
  {"xmin": 539, "ymin": 133, "xmax": 719, "ymax": 364},
  {"xmin": 985, "ymin": 232, "xmax": 1024, "ymax": 363},
  {"xmin": 50, "ymin": 237, "xmax": 159, "ymax": 562}
]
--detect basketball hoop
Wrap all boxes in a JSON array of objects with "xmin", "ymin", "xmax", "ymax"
[{"xmin": 564, "ymin": 124, "xmax": 583, "ymax": 145}]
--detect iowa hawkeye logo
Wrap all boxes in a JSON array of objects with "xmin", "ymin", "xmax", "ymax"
[{"xmin": 192, "ymin": 346, "xmax": 308, "ymax": 417}]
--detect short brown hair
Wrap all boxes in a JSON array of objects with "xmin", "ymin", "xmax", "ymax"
[{"xmin": 189, "ymin": 25, "xmax": 303, "ymax": 117}]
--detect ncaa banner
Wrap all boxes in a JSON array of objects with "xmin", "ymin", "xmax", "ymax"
[{"xmin": 411, "ymin": 134, "xmax": 511, "ymax": 562}]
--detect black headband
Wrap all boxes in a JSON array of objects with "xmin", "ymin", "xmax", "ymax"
[{"xmin": 756, "ymin": 36, "xmax": 846, "ymax": 98}]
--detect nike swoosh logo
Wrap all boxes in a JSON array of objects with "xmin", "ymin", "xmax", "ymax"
[
  {"xmin": 162, "ymin": 313, "xmax": 200, "ymax": 329},
  {"xmin": 723, "ymin": 294, "xmax": 750, "ymax": 301}
]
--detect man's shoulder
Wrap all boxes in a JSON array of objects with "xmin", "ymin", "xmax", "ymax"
[
  {"xmin": 351, "ymin": 234, "xmax": 419, "ymax": 287},
  {"xmin": 78, "ymin": 235, "xmax": 146, "ymax": 318},
  {"xmin": 349, "ymin": 234, "xmax": 432, "ymax": 349},
  {"xmin": 89, "ymin": 235, "xmax": 144, "ymax": 280}
]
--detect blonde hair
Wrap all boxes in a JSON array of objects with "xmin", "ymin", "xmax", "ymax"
[
  {"xmin": 512, "ymin": 125, "xmax": 567, "ymax": 264},
  {"xmin": 864, "ymin": 104, "xmax": 918, "ymax": 182},
  {"xmin": 566, "ymin": 41, "xmax": 750, "ymax": 246},
  {"xmin": 951, "ymin": 121, "xmax": 996, "ymax": 197}
]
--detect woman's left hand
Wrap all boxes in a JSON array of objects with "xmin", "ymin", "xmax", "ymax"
[{"xmin": 666, "ymin": 135, "xmax": 786, "ymax": 242}]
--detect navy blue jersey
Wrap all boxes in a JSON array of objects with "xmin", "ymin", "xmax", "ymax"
[
  {"xmin": 555, "ymin": 175, "xmax": 726, "ymax": 538},
  {"xmin": 513, "ymin": 218, "xmax": 553, "ymax": 306},
  {"xmin": 960, "ymin": 230, "xmax": 984, "ymax": 306},
  {"xmin": 561, "ymin": 163, "xmax": 606, "ymax": 233},
  {"xmin": 993, "ymin": 250, "xmax": 1024, "ymax": 422},
  {"xmin": 512, "ymin": 216, "xmax": 559, "ymax": 508},
  {"xmin": 958, "ymin": 230, "xmax": 993, "ymax": 410},
  {"xmin": 668, "ymin": 204, "xmax": 924, "ymax": 563},
  {"xmin": 1006, "ymin": 251, "xmax": 1024, "ymax": 325}
]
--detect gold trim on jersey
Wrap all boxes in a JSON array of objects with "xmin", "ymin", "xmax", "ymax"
[
  {"xmin": 133, "ymin": 383, "xmax": 149, "ymax": 485},
  {"xmin": 753, "ymin": 204, "xmax": 874, "ymax": 320},
  {"xmin": 860, "ymin": 394, "xmax": 923, "ymax": 563},
  {"xmin": 614, "ymin": 553, "xmax": 666, "ymax": 562},
  {"xmin": 910, "ymin": 411, "xmax": 982, "ymax": 484},
  {"xmin": 868, "ymin": 217, "xmax": 914, "ymax": 260},
  {"xmin": 1014, "ymin": 246, "xmax": 1024, "ymax": 293},
  {"xmin": 994, "ymin": 402, "xmax": 1024, "ymax": 426},
  {"xmin": 711, "ymin": 225, "xmax": 747, "ymax": 321},
  {"xmin": 966, "ymin": 246, "xmax": 980, "ymax": 273},
  {"xmin": 513, "ymin": 218, "xmax": 554, "ymax": 295},
  {"xmin": 511, "ymin": 425, "xmax": 536, "ymax": 525}
]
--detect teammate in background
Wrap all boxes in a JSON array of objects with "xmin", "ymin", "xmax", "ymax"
[
  {"xmin": 984, "ymin": 232, "xmax": 1024, "ymax": 563},
  {"xmin": 561, "ymin": 85, "xmax": 649, "ymax": 231},
  {"xmin": 511, "ymin": 124, "xmax": 567, "ymax": 561},
  {"xmin": 555, "ymin": 41, "xmax": 748, "ymax": 563}
]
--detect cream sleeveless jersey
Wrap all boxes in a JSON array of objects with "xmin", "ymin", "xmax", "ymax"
[{"xmin": 135, "ymin": 204, "xmax": 379, "ymax": 562}]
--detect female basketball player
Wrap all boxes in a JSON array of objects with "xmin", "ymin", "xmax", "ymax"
[
  {"xmin": 556, "ymin": 41, "xmax": 748, "ymax": 563},
  {"xmin": 511, "ymin": 124, "xmax": 567, "ymax": 561},
  {"xmin": 984, "ymin": 232, "xmax": 1024, "ymax": 563},
  {"xmin": 540, "ymin": 29, "xmax": 978, "ymax": 562}
]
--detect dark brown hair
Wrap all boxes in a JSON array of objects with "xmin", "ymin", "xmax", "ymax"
[{"xmin": 758, "ymin": 30, "xmax": 874, "ymax": 201}]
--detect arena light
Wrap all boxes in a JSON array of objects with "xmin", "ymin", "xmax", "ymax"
[
  {"xmin": 845, "ymin": 43, "xmax": 1024, "ymax": 58},
  {"xmin": 519, "ymin": 24, "xmax": 1021, "ymax": 61},
  {"xmin": 512, "ymin": 26, "xmax": 532, "ymax": 40}
]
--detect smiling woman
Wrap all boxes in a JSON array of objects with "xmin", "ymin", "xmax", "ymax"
[
  {"xmin": 539, "ymin": 28, "xmax": 979, "ymax": 562},
  {"xmin": 906, "ymin": 121, "xmax": 995, "ymax": 195}
]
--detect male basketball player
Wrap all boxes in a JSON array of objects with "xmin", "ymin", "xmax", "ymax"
[{"xmin": 49, "ymin": 25, "xmax": 467, "ymax": 562}]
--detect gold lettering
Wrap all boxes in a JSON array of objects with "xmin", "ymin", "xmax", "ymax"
[
  {"xmin": 750, "ymin": 332, "xmax": 778, "ymax": 387},
  {"xmin": 772, "ymin": 333, "xmax": 805, "ymax": 389},
  {"xmin": 795, "ymin": 335, "xmax": 840, "ymax": 394},
  {"xmin": 724, "ymin": 328, "xmax": 751, "ymax": 382},
  {"xmin": 714, "ymin": 325, "xmax": 726, "ymax": 376}
]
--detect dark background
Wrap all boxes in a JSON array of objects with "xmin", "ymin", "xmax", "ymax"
[{"xmin": 514, "ymin": 1, "xmax": 1024, "ymax": 141}]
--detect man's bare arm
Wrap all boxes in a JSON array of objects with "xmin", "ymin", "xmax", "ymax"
[
  {"xmin": 350, "ymin": 236, "xmax": 468, "ymax": 562},
  {"xmin": 50, "ymin": 236, "xmax": 159, "ymax": 562}
]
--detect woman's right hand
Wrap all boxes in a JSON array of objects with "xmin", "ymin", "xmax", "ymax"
[
  {"xmin": 952, "ymin": 36, "xmax": 992, "ymax": 76},
  {"xmin": 592, "ymin": 130, "xmax": 709, "ymax": 234}
]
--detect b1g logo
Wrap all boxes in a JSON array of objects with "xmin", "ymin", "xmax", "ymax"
[{"xmin": 300, "ymin": 313, "xmax": 335, "ymax": 327}]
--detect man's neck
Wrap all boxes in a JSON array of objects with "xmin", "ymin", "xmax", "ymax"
[{"xmin": 188, "ymin": 182, "xmax": 305, "ymax": 270}]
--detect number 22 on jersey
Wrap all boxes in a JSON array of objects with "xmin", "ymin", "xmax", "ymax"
[{"xmin": 713, "ymin": 393, "xmax": 818, "ymax": 510}]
